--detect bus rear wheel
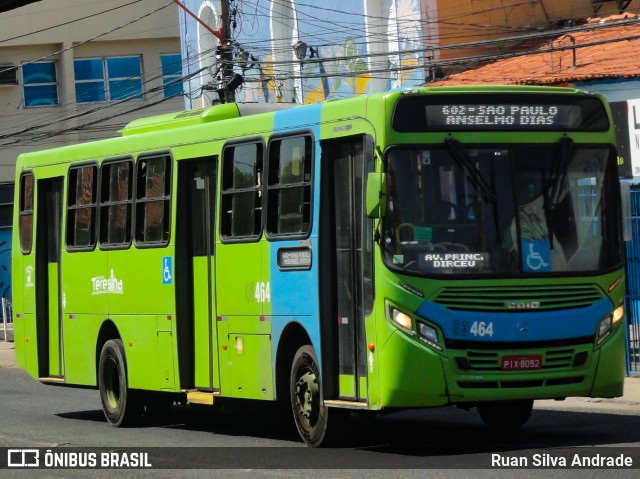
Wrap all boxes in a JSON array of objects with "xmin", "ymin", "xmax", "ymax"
[
  {"xmin": 290, "ymin": 345, "xmax": 329, "ymax": 447},
  {"xmin": 477, "ymin": 399, "xmax": 533, "ymax": 431},
  {"xmin": 98, "ymin": 339, "xmax": 142, "ymax": 427}
]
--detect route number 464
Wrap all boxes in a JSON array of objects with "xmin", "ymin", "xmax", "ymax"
[
  {"xmin": 254, "ymin": 281, "xmax": 271, "ymax": 303},
  {"xmin": 470, "ymin": 321, "xmax": 493, "ymax": 337}
]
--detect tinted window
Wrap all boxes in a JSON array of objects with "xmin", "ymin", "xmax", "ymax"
[
  {"xmin": 136, "ymin": 155, "xmax": 171, "ymax": 245},
  {"xmin": 19, "ymin": 173, "xmax": 34, "ymax": 253},
  {"xmin": 267, "ymin": 136, "xmax": 312, "ymax": 237},
  {"xmin": 221, "ymin": 142, "xmax": 263, "ymax": 240},
  {"xmin": 23, "ymin": 62, "xmax": 58, "ymax": 107},
  {"xmin": 100, "ymin": 160, "xmax": 133, "ymax": 247},
  {"xmin": 67, "ymin": 165, "xmax": 97, "ymax": 249}
]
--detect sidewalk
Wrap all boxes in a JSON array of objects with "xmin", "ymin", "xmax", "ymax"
[{"xmin": 0, "ymin": 338, "xmax": 16, "ymax": 368}]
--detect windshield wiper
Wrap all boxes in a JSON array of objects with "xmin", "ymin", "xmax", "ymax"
[
  {"xmin": 542, "ymin": 136, "xmax": 573, "ymax": 249},
  {"xmin": 445, "ymin": 138, "xmax": 496, "ymax": 203},
  {"xmin": 549, "ymin": 136, "xmax": 573, "ymax": 208}
]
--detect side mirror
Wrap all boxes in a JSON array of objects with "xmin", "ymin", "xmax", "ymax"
[{"xmin": 366, "ymin": 172, "xmax": 386, "ymax": 218}]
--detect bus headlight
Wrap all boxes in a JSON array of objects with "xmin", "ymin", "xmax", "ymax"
[
  {"xmin": 597, "ymin": 317, "xmax": 611, "ymax": 342},
  {"xmin": 596, "ymin": 306, "xmax": 624, "ymax": 345},
  {"xmin": 385, "ymin": 302, "xmax": 443, "ymax": 351},
  {"xmin": 418, "ymin": 322, "xmax": 442, "ymax": 351},
  {"xmin": 390, "ymin": 307, "xmax": 413, "ymax": 331}
]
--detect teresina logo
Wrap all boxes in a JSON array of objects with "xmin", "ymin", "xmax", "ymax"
[{"xmin": 91, "ymin": 269, "xmax": 123, "ymax": 295}]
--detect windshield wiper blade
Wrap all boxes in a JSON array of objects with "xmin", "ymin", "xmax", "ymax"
[
  {"xmin": 445, "ymin": 138, "xmax": 496, "ymax": 203},
  {"xmin": 549, "ymin": 136, "xmax": 573, "ymax": 208},
  {"xmin": 542, "ymin": 137, "xmax": 573, "ymax": 250}
]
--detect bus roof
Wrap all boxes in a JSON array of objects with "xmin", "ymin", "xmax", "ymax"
[{"xmin": 120, "ymin": 102, "xmax": 296, "ymax": 136}]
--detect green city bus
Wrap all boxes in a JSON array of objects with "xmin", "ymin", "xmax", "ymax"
[{"xmin": 12, "ymin": 86, "xmax": 626, "ymax": 446}]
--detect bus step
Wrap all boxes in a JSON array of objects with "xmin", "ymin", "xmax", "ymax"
[
  {"xmin": 186, "ymin": 391, "xmax": 216, "ymax": 406},
  {"xmin": 324, "ymin": 399, "xmax": 368, "ymax": 409},
  {"xmin": 39, "ymin": 377, "xmax": 65, "ymax": 384}
]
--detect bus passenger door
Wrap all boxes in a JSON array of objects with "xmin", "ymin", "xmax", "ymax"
[
  {"xmin": 35, "ymin": 177, "xmax": 64, "ymax": 379},
  {"xmin": 176, "ymin": 158, "xmax": 219, "ymax": 392},
  {"xmin": 320, "ymin": 136, "xmax": 374, "ymax": 402}
]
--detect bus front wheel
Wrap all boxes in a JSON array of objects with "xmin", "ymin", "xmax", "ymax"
[
  {"xmin": 290, "ymin": 345, "xmax": 328, "ymax": 447},
  {"xmin": 98, "ymin": 339, "xmax": 142, "ymax": 427},
  {"xmin": 477, "ymin": 399, "xmax": 533, "ymax": 431}
]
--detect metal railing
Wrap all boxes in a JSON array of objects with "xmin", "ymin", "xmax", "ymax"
[
  {"xmin": 1, "ymin": 297, "xmax": 12, "ymax": 343},
  {"xmin": 625, "ymin": 185, "xmax": 640, "ymax": 376}
]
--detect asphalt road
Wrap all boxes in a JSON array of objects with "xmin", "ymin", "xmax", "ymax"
[{"xmin": 1, "ymin": 365, "xmax": 640, "ymax": 478}]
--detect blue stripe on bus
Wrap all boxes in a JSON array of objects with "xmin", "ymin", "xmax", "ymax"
[
  {"xmin": 269, "ymin": 105, "xmax": 323, "ymax": 368},
  {"xmin": 415, "ymin": 296, "xmax": 614, "ymax": 342}
]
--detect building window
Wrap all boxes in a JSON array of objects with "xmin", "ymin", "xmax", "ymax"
[
  {"xmin": 267, "ymin": 135, "xmax": 312, "ymax": 237},
  {"xmin": 221, "ymin": 142, "xmax": 263, "ymax": 240},
  {"xmin": 74, "ymin": 56, "xmax": 142, "ymax": 103},
  {"xmin": 22, "ymin": 62, "xmax": 58, "ymax": 107},
  {"xmin": 67, "ymin": 164, "xmax": 97, "ymax": 250},
  {"xmin": 100, "ymin": 159, "xmax": 133, "ymax": 247},
  {"xmin": 135, "ymin": 154, "xmax": 171, "ymax": 245},
  {"xmin": 0, "ymin": 183, "xmax": 14, "ymax": 230},
  {"xmin": 19, "ymin": 172, "xmax": 34, "ymax": 254},
  {"xmin": 161, "ymin": 54, "xmax": 183, "ymax": 98}
]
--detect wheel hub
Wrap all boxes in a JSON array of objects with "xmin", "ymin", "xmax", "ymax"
[{"xmin": 296, "ymin": 370, "xmax": 319, "ymax": 422}]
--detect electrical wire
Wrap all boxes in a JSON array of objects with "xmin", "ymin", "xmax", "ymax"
[
  {"xmin": 4, "ymin": 0, "xmax": 640, "ymax": 148},
  {"xmin": 0, "ymin": 0, "xmax": 146, "ymax": 44}
]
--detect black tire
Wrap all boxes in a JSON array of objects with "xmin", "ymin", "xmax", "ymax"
[
  {"xmin": 477, "ymin": 399, "xmax": 533, "ymax": 431},
  {"xmin": 290, "ymin": 345, "xmax": 329, "ymax": 447},
  {"xmin": 98, "ymin": 339, "xmax": 142, "ymax": 427}
]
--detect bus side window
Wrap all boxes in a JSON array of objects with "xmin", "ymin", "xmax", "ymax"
[
  {"xmin": 99, "ymin": 159, "xmax": 133, "ymax": 248},
  {"xmin": 19, "ymin": 172, "xmax": 34, "ymax": 254},
  {"xmin": 266, "ymin": 135, "xmax": 312, "ymax": 237},
  {"xmin": 220, "ymin": 141, "xmax": 264, "ymax": 240},
  {"xmin": 67, "ymin": 164, "xmax": 97, "ymax": 250},
  {"xmin": 135, "ymin": 154, "xmax": 171, "ymax": 245}
]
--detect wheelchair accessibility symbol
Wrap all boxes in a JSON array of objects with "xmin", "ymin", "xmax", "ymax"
[
  {"xmin": 523, "ymin": 241, "xmax": 550, "ymax": 272},
  {"xmin": 162, "ymin": 256, "xmax": 172, "ymax": 284}
]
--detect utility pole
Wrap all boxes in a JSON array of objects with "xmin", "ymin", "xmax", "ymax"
[
  {"xmin": 220, "ymin": 0, "xmax": 235, "ymax": 103},
  {"xmin": 174, "ymin": 0, "xmax": 241, "ymax": 104}
]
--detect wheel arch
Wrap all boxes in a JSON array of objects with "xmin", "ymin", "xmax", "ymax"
[
  {"xmin": 95, "ymin": 319, "xmax": 122, "ymax": 387},
  {"xmin": 275, "ymin": 321, "xmax": 312, "ymax": 401}
]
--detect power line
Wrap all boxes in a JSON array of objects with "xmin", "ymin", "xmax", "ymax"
[
  {"xmin": 0, "ymin": 1, "xmax": 175, "ymax": 80},
  {"xmin": 0, "ymin": 0, "xmax": 145, "ymax": 44},
  {"xmin": 6, "ymin": 1, "xmax": 640, "ymax": 146},
  {"xmin": 0, "ymin": 0, "xmax": 190, "ymax": 138}
]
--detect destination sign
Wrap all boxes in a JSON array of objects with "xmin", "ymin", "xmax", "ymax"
[
  {"xmin": 392, "ymin": 94, "xmax": 609, "ymax": 132},
  {"xmin": 277, "ymin": 247, "xmax": 312, "ymax": 270},
  {"xmin": 428, "ymin": 104, "xmax": 561, "ymax": 128}
]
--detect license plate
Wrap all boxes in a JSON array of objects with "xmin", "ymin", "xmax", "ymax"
[{"xmin": 501, "ymin": 355, "xmax": 542, "ymax": 370}]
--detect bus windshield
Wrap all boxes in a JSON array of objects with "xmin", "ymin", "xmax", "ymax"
[{"xmin": 383, "ymin": 143, "xmax": 622, "ymax": 276}]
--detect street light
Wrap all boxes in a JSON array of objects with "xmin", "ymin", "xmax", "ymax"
[
  {"xmin": 293, "ymin": 40, "xmax": 318, "ymax": 61},
  {"xmin": 292, "ymin": 41, "xmax": 324, "ymax": 103},
  {"xmin": 293, "ymin": 40, "xmax": 308, "ymax": 61},
  {"xmin": 292, "ymin": 41, "xmax": 306, "ymax": 103}
]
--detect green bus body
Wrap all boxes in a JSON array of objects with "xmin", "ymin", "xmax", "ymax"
[{"xmin": 11, "ymin": 86, "xmax": 626, "ymax": 445}]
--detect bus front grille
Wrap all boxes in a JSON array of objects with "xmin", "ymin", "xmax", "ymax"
[
  {"xmin": 433, "ymin": 284, "xmax": 604, "ymax": 311},
  {"xmin": 457, "ymin": 377, "xmax": 584, "ymax": 389},
  {"xmin": 462, "ymin": 348, "xmax": 579, "ymax": 371}
]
